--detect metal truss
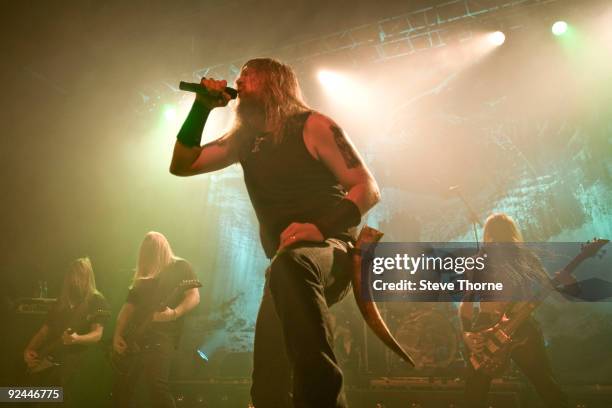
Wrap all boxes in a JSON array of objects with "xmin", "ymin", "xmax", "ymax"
[{"xmin": 139, "ymin": 0, "xmax": 565, "ymax": 110}]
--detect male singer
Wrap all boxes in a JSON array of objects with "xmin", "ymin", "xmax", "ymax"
[{"xmin": 170, "ymin": 58, "xmax": 380, "ymax": 408}]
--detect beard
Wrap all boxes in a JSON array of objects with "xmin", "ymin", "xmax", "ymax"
[{"xmin": 235, "ymin": 92, "xmax": 266, "ymax": 132}]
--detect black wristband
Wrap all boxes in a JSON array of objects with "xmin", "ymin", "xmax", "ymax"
[
  {"xmin": 176, "ymin": 101, "xmax": 211, "ymax": 147},
  {"xmin": 314, "ymin": 199, "xmax": 361, "ymax": 238}
]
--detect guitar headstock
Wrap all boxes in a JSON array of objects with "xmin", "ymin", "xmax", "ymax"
[
  {"xmin": 161, "ymin": 279, "xmax": 202, "ymax": 307},
  {"xmin": 580, "ymin": 238, "xmax": 609, "ymax": 260}
]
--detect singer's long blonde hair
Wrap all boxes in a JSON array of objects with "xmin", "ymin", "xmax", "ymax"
[
  {"xmin": 228, "ymin": 58, "xmax": 310, "ymax": 157},
  {"xmin": 133, "ymin": 231, "xmax": 175, "ymax": 280}
]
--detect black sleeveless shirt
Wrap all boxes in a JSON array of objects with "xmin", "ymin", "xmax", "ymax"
[{"xmin": 240, "ymin": 111, "xmax": 356, "ymax": 258}]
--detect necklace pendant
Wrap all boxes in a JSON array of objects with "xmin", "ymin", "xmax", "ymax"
[{"xmin": 251, "ymin": 136, "xmax": 265, "ymax": 153}]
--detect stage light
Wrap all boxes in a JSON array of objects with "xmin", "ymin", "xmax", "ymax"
[
  {"xmin": 317, "ymin": 70, "xmax": 348, "ymax": 91},
  {"xmin": 196, "ymin": 349, "xmax": 209, "ymax": 361},
  {"xmin": 163, "ymin": 105, "xmax": 177, "ymax": 121},
  {"xmin": 488, "ymin": 31, "xmax": 506, "ymax": 46},
  {"xmin": 552, "ymin": 21, "xmax": 568, "ymax": 36},
  {"xmin": 316, "ymin": 68, "xmax": 371, "ymax": 109}
]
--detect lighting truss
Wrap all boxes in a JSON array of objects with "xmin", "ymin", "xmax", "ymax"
[{"xmin": 138, "ymin": 0, "xmax": 566, "ymax": 111}]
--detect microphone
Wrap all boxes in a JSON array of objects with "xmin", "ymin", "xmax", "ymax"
[{"xmin": 179, "ymin": 81, "xmax": 238, "ymax": 99}]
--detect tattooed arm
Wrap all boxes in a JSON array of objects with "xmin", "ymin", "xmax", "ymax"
[
  {"xmin": 277, "ymin": 112, "xmax": 380, "ymax": 250},
  {"xmin": 303, "ymin": 112, "xmax": 380, "ymax": 214}
]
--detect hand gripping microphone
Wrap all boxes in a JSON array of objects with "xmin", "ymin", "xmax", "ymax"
[{"xmin": 179, "ymin": 81, "xmax": 238, "ymax": 99}]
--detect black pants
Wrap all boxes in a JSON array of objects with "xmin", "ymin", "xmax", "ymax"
[
  {"xmin": 112, "ymin": 332, "xmax": 176, "ymax": 408},
  {"xmin": 464, "ymin": 318, "xmax": 568, "ymax": 408},
  {"xmin": 251, "ymin": 239, "xmax": 353, "ymax": 408}
]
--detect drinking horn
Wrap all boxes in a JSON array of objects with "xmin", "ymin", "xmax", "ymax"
[{"xmin": 352, "ymin": 225, "xmax": 415, "ymax": 366}]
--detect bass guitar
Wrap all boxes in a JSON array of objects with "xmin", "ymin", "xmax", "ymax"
[
  {"xmin": 465, "ymin": 238, "xmax": 608, "ymax": 376},
  {"xmin": 110, "ymin": 279, "xmax": 201, "ymax": 375},
  {"xmin": 28, "ymin": 308, "xmax": 111, "ymax": 374}
]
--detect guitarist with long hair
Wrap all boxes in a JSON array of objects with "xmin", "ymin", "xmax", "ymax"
[
  {"xmin": 112, "ymin": 231, "xmax": 200, "ymax": 408},
  {"xmin": 23, "ymin": 257, "xmax": 109, "ymax": 406},
  {"xmin": 459, "ymin": 213, "xmax": 573, "ymax": 408}
]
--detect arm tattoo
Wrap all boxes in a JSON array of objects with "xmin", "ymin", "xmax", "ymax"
[{"xmin": 330, "ymin": 124, "xmax": 361, "ymax": 169}]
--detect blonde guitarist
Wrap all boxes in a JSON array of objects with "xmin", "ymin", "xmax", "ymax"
[
  {"xmin": 112, "ymin": 231, "xmax": 200, "ymax": 408},
  {"xmin": 23, "ymin": 257, "xmax": 109, "ymax": 407},
  {"xmin": 459, "ymin": 213, "xmax": 572, "ymax": 408}
]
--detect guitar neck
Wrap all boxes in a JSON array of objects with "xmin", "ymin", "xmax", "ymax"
[
  {"xmin": 555, "ymin": 255, "xmax": 584, "ymax": 281},
  {"xmin": 38, "ymin": 309, "xmax": 109, "ymax": 357},
  {"xmin": 501, "ymin": 247, "xmax": 593, "ymax": 336},
  {"xmin": 126, "ymin": 282, "xmax": 197, "ymax": 339}
]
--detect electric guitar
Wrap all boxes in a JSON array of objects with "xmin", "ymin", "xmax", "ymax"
[
  {"xmin": 465, "ymin": 238, "xmax": 608, "ymax": 376},
  {"xmin": 110, "ymin": 279, "xmax": 201, "ymax": 375},
  {"xmin": 27, "ymin": 308, "xmax": 111, "ymax": 374}
]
